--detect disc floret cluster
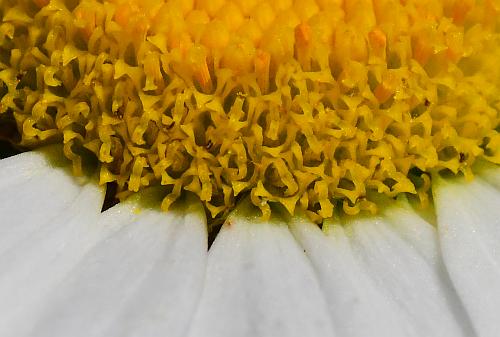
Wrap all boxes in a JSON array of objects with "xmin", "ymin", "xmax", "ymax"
[{"xmin": 0, "ymin": 0, "xmax": 499, "ymax": 221}]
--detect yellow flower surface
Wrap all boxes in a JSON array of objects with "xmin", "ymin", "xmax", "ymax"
[{"xmin": 0, "ymin": 0, "xmax": 499, "ymax": 221}]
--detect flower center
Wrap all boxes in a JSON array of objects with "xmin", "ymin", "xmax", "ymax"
[{"xmin": 0, "ymin": 0, "xmax": 499, "ymax": 221}]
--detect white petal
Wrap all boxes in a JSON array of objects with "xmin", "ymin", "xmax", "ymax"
[
  {"xmin": 188, "ymin": 204, "xmax": 336, "ymax": 337},
  {"xmin": 0, "ymin": 151, "xmax": 83, "ymax": 254},
  {"xmin": 382, "ymin": 201, "xmax": 474, "ymax": 334},
  {"xmin": 0, "ymin": 152, "xmax": 207, "ymax": 337},
  {"xmin": 29, "ymin": 195, "xmax": 207, "ymax": 337},
  {"xmin": 290, "ymin": 200, "xmax": 471, "ymax": 337},
  {"xmin": 474, "ymin": 162, "xmax": 500, "ymax": 190},
  {"xmin": 0, "ymin": 179, "xmax": 106, "ymax": 335},
  {"xmin": 0, "ymin": 149, "xmax": 53, "ymax": 189},
  {"xmin": 290, "ymin": 217, "xmax": 417, "ymax": 337},
  {"xmin": 433, "ymin": 173, "xmax": 500, "ymax": 337},
  {"xmin": 345, "ymin": 206, "xmax": 469, "ymax": 337}
]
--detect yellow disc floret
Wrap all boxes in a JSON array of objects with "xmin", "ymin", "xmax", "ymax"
[{"xmin": 1, "ymin": 0, "xmax": 499, "ymax": 221}]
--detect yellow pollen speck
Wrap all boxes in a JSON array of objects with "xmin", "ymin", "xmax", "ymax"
[{"xmin": 0, "ymin": 0, "xmax": 499, "ymax": 222}]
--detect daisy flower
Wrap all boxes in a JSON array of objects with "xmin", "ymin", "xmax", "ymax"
[{"xmin": 0, "ymin": 0, "xmax": 499, "ymax": 336}]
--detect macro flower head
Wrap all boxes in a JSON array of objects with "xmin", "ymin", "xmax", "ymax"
[{"xmin": 0, "ymin": 0, "xmax": 500, "ymax": 336}]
